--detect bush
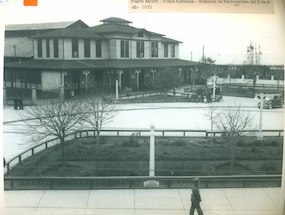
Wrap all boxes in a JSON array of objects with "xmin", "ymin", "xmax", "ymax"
[
  {"xmin": 121, "ymin": 134, "xmax": 140, "ymax": 147},
  {"xmin": 172, "ymin": 139, "xmax": 187, "ymax": 146}
]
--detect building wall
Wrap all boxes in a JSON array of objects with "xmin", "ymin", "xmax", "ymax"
[{"xmin": 34, "ymin": 35, "xmax": 180, "ymax": 60}]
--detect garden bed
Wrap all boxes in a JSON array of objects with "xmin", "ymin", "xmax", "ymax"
[{"xmin": 7, "ymin": 136, "xmax": 283, "ymax": 177}]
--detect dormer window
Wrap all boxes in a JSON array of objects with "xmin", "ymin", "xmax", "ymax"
[{"xmin": 138, "ymin": 31, "xmax": 144, "ymax": 38}]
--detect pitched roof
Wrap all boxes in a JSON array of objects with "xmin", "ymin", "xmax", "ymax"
[
  {"xmin": 100, "ymin": 17, "xmax": 132, "ymax": 24},
  {"xmin": 5, "ymin": 59, "xmax": 198, "ymax": 70},
  {"xmin": 161, "ymin": 37, "xmax": 182, "ymax": 43},
  {"xmin": 5, "ymin": 21, "xmax": 75, "ymax": 31},
  {"xmin": 90, "ymin": 24, "xmax": 164, "ymax": 37}
]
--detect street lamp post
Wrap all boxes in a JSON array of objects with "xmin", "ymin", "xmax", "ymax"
[
  {"xmin": 212, "ymin": 74, "xmax": 217, "ymax": 100},
  {"xmin": 135, "ymin": 70, "xmax": 141, "ymax": 91}
]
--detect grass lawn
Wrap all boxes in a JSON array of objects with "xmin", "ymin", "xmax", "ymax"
[{"xmin": 7, "ymin": 136, "xmax": 283, "ymax": 177}]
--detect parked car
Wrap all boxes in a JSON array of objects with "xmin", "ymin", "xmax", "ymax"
[{"xmin": 257, "ymin": 94, "xmax": 283, "ymax": 109}]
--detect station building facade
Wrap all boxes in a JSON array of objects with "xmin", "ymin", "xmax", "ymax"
[{"xmin": 4, "ymin": 17, "xmax": 198, "ymax": 98}]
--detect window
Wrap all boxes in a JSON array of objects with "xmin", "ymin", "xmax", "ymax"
[
  {"xmin": 164, "ymin": 43, "xmax": 168, "ymax": 57},
  {"xmin": 151, "ymin": 41, "xmax": 158, "ymax": 58},
  {"xmin": 138, "ymin": 31, "xmax": 144, "ymax": 37},
  {"xmin": 37, "ymin": 39, "xmax": 42, "ymax": 58},
  {"xmin": 120, "ymin": 40, "xmax": 129, "ymax": 58},
  {"xmin": 136, "ymin": 41, "xmax": 144, "ymax": 58},
  {"xmin": 54, "ymin": 39, "xmax": 59, "ymax": 58},
  {"xmin": 84, "ymin": 39, "xmax": 91, "ymax": 58},
  {"xmin": 171, "ymin": 43, "xmax": 175, "ymax": 57},
  {"xmin": 96, "ymin": 40, "xmax": 102, "ymax": 58},
  {"xmin": 72, "ymin": 39, "xmax": 79, "ymax": 58},
  {"xmin": 46, "ymin": 39, "xmax": 50, "ymax": 58}
]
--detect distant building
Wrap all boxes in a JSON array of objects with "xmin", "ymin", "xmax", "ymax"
[{"xmin": 4, "ymin": 17, "xmax": 198, "ymax": 98}]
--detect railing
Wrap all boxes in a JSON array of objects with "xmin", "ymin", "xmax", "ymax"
[
  {"xmin": 4, "ymin": 129, "xmax": 283, "ymax": 175},
  {"xmin": 4, "ymin": 175, "xmax": 281, "ymax": 190},
  {"xmin": 118, "ymin": 91, "xmax": 189, "ymax": 100},
  {"xmin": 75, "ymin": 129, "xmax": 284, "ymax": 138}
]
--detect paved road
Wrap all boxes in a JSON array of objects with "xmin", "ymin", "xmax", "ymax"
[{"xmin": 3, "ymin": 187, "xmax": 282, "ymax": 215}]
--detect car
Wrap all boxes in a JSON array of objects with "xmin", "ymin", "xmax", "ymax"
[{"xmin": 257, "ymin": 94, "xmax": 283, "ymax": 109}]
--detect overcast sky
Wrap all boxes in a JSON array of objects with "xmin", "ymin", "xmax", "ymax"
[{"xmin": 0, "ymin": 0, "xmax": 284, "ymax": 65}]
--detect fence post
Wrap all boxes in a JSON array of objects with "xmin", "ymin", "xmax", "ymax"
[
  {"xmin": 32, "ymin": 148, "xmax": 34, "ymax": 156},
  {"xmin": 18, "ymin": 155, "xmax": 22, "ymax": 164}
]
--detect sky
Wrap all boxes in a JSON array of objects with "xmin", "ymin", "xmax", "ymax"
[{"xmin": 0, "ymin": 0, "xmax": 284, "ymax": 65}]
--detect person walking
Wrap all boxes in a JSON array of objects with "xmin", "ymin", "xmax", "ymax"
[{"xmin": 190, "ymin": 177, "xmax": 204, "ymax": 215}]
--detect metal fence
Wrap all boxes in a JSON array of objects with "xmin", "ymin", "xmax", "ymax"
[{"xmin": 4, "ymin": 128, "xmax": 283, "ymax": 176}]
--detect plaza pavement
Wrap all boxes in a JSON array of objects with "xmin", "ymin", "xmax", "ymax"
[{"xmin": 4, "ymin": 187, "xmax": 282, "ymax": 215}]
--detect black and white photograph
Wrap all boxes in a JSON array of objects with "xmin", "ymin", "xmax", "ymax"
[{"xmin": 1, "ymin": 0, "xmax": 285, "ymax": 214}]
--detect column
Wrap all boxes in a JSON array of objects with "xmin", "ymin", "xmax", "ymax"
[
  {"xmin": 32, "ymin": 86, "xmax": 37, "ymax": 105},
  {"xmin": 82, "ymin": 70, "xmax": 90, "ymax": 94},
  {"xmin": 60, "ymin": 71, "xmax": 67, "ymax": 100},
  {"xmin": 135, "ymin": 70, "xmax": 141, "ymax": 90},
  {"xmin": 271, "ymin": 76, "xmax": 274, "ymax": 81},
  {"xmin": 59, "ymin": 85, "xmax": 64, "ymax": 102},
  {"xmin": 117, "ymin": 70, "xmax": 123, "ymax": 90},
  {"xmin": 256, "ymin": 75, "xmax": 259, "ymax": 81},
  {"xmin": 241, "ymin": 75, "xmax": 245, "ymax": 81},
  {"xmin": 151, "ymin": 69, "xmax": 156, "ymax": 89},
  {"xmin": 178, "ymin": 68, "xmax": 182, "ymax": 78},
  {"xmin": 149, "ymin": 123, "xmax": 155, "ymax": 177}
]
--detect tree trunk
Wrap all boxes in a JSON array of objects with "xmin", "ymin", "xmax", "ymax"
[
  {"xmin": 96, "ymin": 130, "xmax": 100, "ymax": 146},
  {"xmin": 60, "ymin": 136, "xmax": 65, "ymax": 167}
]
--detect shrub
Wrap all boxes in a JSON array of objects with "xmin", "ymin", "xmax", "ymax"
[
  {"xmin": 172, "ymin": 139, "xmax": 187, "ymax": 146},
  {"xmin": 121, "ymin": 135, "xmax": 140, "ymax": 147}
]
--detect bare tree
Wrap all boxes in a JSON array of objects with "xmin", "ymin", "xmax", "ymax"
[
  {"xmin": 214, "ymin": 105, "xmax": 254, "ymax": 174},
  {"xmin": 22, "ymin": 98, "xmax": 85, "ymax": 167},
  {"xmin": 82, "ymin": 95, "xmax": 117, "ymax": 146}
]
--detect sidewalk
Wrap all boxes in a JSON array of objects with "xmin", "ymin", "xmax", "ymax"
[{"xmin": 4, "ymin": 187, "xmax": 282, "ymax": 215}]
